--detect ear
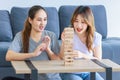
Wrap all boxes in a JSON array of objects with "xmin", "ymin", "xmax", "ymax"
[{"xmin": 28, "ymin": 17, "xmax": 32, "ymax": 24}]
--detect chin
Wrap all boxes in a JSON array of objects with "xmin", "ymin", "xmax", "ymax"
[
  {"xmin": 36, "ymin": 30, "xmax": 43, "ymax": 32},
  {"xmin": 77, "ymin": 31, "xmax": 83, "ymax": 34},
  {"xmin": 76, "ymin": 30, "xmax": 81, "ymax": 33},
  {"xmin": 39, "ymin": 30, "xmax": 44, "ymax": 32},
  {"xmin": 39, "ymin": 28, "xmax": 45, "ymax": 32}
]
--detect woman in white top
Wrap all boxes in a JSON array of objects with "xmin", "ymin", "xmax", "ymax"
[{"xmin": 59, "ymin": 6, "xmax": 104, "ymax": 80}]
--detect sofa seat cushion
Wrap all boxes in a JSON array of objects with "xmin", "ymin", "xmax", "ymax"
[
  {"xmin": 102, "ymin": 41, "xmax": 114, "ymax": 59},
  {"xmin": 102, "ymin": 38, "xmax": 120, "ymax": 64},
  {"xmin": 59, "ymin": 5, "xmax": 107, "ymax": 39},
  {"xmin": 0, "ymin": 10, "xmax": 13, "ymax": 42},
  {"xmin": 11, "ymin": 7, "xmax": 60, "ymax": 39},
  {"xmin": 0, "ymin": 42, "xmax": 12, "ymax": 67}
]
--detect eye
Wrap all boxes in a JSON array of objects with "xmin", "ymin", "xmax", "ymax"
[
  {"xmin": 74, "ymin": 20, "xmax": 78, "ymax": 22},
  {"xmin": 37, "ymin": 18, "xmax": 42, "ymax": 21},
  {"xmin": 44, "ymin": 18, "xmax": 47, "ymax": 21},
  {"xmin": 81, "ymin": 21, "xmax": 85, "ymax": 23}
]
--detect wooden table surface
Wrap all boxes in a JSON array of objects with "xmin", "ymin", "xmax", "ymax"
[{"xmin": 11, "ymin": 59, "xmax": 120, "ymax": 74}]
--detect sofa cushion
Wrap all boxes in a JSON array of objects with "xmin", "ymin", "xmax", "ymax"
[
  {"xmin": 102, "ymin": 41, "xmax": 114, "ymax": 59},
  {"xmin": 0, "ymin": 42, "xmax": 12, "ymax": 67},
  {"xmin": 59, "ymin": 5, "xmax": 107, "ymax": 39},
  {"xmin": 102, "ymin": 38, "xmax": 120, "ymax": 64},
  {"xmin": 0, "ymin": 10, "xmax": 13, "ymax": 41},
  {"xmin": 11, "ymin": 7, "xmax": 59, "ymax": 39}
]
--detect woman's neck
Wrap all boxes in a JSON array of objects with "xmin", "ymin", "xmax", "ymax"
[
  {"xmin": 30, "ymin": 29, "xmax": 42, "ymax": 43},
  {"xmin": 77, "ymin": 32, "xmax": 87, "ymax": 44}
]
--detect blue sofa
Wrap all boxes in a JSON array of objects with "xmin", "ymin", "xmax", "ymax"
[{"xmin": 0, "ymin": 5, "xmax": 120, "ymax": 80}]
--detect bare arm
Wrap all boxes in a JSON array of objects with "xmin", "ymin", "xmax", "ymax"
[
  {"xmin": 46, "ymin": 48, "xmax": 60, "ymax": 60},
  {"xmin": 93, "ymin": 44, "xmax": 102, "ymax": 60},
  {"xmin": 43, "ymin": 36, "xmax": 61, "ymax": 60},
  {"xmin": 58, "ymin": 42, "xmax": 64, "ymax": 59},
  {"xmin": 6, "ymin": 50, "xmax": 34, "ymax": 61},
  {"xmin": 6, "ymin": 43, "xmax": 47, "ymax": 61},
  {"xmin": 73, "ymin": 44, "xmax": 102, "ymax": 60}
]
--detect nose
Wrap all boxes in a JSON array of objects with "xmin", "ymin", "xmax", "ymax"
[
  {"xmin": 77, "ymin": 23, "xmax": 82, "ymax": 28},
  {"xmin": 40, "ymin": 20, "xmax": 45, "ymax": 25},
  {"xmin": 41, "ymin": 20, "xmax": 44, "ymax": 24}
]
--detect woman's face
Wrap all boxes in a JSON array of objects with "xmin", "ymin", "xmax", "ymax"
[
  {"xmin": 29, "ymin": 9, "xmax": 47, "ymax": 32},
  {"xmin": 73, "ymin": 14, "xmax": 88, "ymax": 35}
]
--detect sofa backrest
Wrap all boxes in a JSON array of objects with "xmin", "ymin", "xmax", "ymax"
[
  {"xmin": 0, "ymin": 10, "xmax": 13, "ymax": 42},
  {"xmin": 10, "ymin": 7, "xmax": 60, "ymax": 39},
  {"xmin": 59, "ymin": 5, "xmax": 107, "ymax": 39}
]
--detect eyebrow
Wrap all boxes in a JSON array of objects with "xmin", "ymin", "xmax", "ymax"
[{"xmin": 37, "ymin": 17, "xmax": 47, "ymax": 19}]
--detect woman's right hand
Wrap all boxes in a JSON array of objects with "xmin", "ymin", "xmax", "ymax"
[
  {"xmin": 61, "ymin": 31, "xmax": 65, "ymax": 42},
  {"xmin": 32, "ymin": 43, "xmax": 47, "ymax": 57}
]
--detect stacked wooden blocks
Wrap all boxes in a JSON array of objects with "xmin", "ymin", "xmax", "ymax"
[{"xmin": 64, "ymin": 27, "xmax": 74, "ymax": 66}]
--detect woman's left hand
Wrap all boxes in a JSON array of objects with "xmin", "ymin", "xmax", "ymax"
[
  {"xmin": 72, "ymin": 50, "xmax": 83, "ymax": 59},
  {"xmin": 42, "ymin": 36, "xmax": 51, "ymax": 50}
]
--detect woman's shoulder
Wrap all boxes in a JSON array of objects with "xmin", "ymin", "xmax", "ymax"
[
  {"xmin": 94, "ymin": 32, "xmax": 102, "ymax": 42},
  {"xmin": 94, "ymin": 32, "xmax": 102, "ymax": 38},
  {"xmin": 14, "ymin": 31, "xmax": 22, "ymax": 38}
]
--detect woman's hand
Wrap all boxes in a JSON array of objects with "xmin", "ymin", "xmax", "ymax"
[
  {"xmin": 42, "ymin": 36, "xmax": 51, "ymax": 50},
  {"xmin": 72, "ymin": 50, "xmax": 83, "ymax": 59},
  {"xmin": 61, "ymin": 31, "xmax": 65, "ymax": 41},
  {"xmin": 73, "ymin": 50, "xmax": 98, "ymax": 60},
  {"xmin": 33, "ymin": 43, "xmax": 47, "ymax": 57}
]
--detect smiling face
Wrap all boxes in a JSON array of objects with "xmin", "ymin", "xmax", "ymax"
[
  {"xmin": 29, "ymin": 9, "xmax": 47, "ymax": 32},
  {"xmin": 73, "ymin": 14, "xmax": 88, "ymax": 35},
  {"xmin": 71, "ymin": 6, "xmax": 96, "ymax": 51}
]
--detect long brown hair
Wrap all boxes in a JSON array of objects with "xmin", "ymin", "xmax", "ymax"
[
  {"xmin": 71, "ymin": 6, "xmax": 95, "ymax": 51},
  {"xmin": 22, "ymin": 5, "xmax": 46, "ymax": 53}
]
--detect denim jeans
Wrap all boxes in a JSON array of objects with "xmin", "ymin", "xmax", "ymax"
[{"xmin": 60, "ymin": 72, "xmax": 104, "ymax": 80}]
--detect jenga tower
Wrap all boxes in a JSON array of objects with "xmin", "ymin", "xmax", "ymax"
[{"xmin": 64, "ymin": 27, "xmax": 74, "ymax": 66}]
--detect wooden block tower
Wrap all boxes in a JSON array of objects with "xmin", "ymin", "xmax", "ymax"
[{"xmin": 64, "ymin": 27, "xmax": 74, "ymax": 66}]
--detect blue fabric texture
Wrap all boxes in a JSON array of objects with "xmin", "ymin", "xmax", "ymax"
[
  {"xmin": 0, "ymin": 10, "xmax": 13, "ymax": 41},
  {"xmin": 102, "ymin": 38, "xmax": 120, "ymax": 63},
  {"xmin": 59, "ymin": 5, "xmax": 107, "ymax": 39},
  {"xmin": 0, "ymin": 42, "xmax": 12, "ymax": 67},
  {"xmin": 60, "ymin": 73, "xmax": 104, "ymax": 80}
]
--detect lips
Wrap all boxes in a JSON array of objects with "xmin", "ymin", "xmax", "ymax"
[
  {"xmin": 39, "ymin": 26, "xmax": 44, "ymax": 30},
  {"xmin": 77, "ymin": 28, "xmax": 82, "ymax": 32}
]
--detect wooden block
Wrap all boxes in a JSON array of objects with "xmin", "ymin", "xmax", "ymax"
[
  {"xmin": 64, "ymin": 48, "xmax": 73, "ymax": 52},
  {"xmin": 64, "ymin": 35, "xmax": 74, "ymax": 39},
  {"xmin": 64, "ymin": 43, "xmax": 73, "ymax": 47},
  {"xmin": 64, "ymin": 52, "xmax": 73, "ymax": 55},
  {"xmin": 64, "ymin": 61, "xmax": 73, "ymax": 66},
  {"xmin": 64, "ymin": 55, "xmax": 74, "ymax": 66},
  {"xmin": 64, "ymin": 40, "xmax": 73, "ymax": 43},
  {"xmin": 64, "ymin": 44, "xmax": 72, "ymax": 47},
  {"xmin": 64, "ymin": 27, "xmax": 74, "ymax": 32},
  {"xmin": 64, "ymin": 59, "xmax": 73, "ymax": 63},
  {"xmin": 64, "ymin": 49, "xmax": 73, "ymax": 52},
  {"xmin": 64, "ymin": 45, "xmax": 73, "ymax": 49},
  {"xmin": 63, "ymin": 27, "xmax": 74, "ymax": 66},
  {"xmin": 64, "ymin": 32, "xmax": 74, "ymax": 35},
  {"xmin": 64, "ymin": 59, "xmax": 73, "ymax": 66},
  {"xmin": 64, "ymin": 55, "xmax": 73, "ymax": 60},
  {"xmin": 64, "ymin": 28, "xmax": 74, "ymax": 38}
]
